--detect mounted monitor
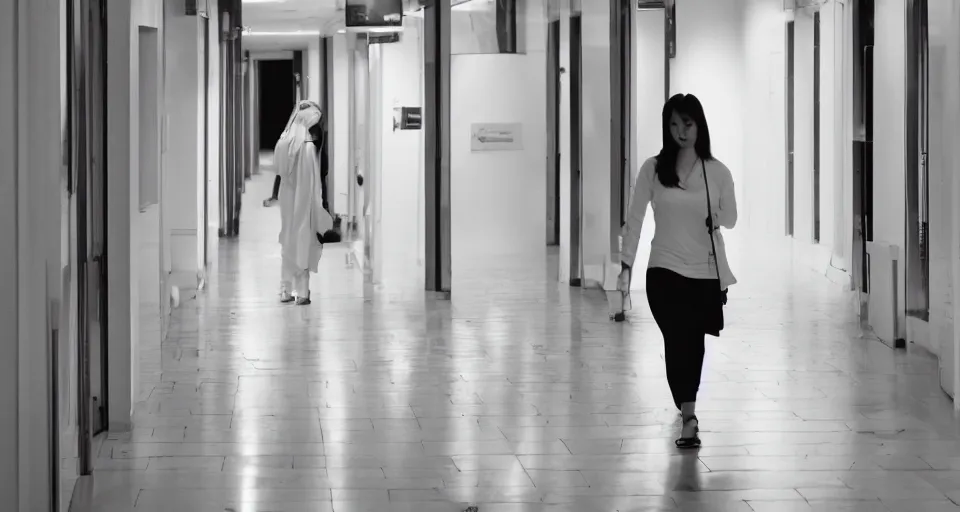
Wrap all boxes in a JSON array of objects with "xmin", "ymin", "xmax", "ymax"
[{"xmin": 345, "ymin": 0, "xmax": 403, "ymax": 31}]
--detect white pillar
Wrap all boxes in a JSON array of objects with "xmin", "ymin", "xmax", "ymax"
[
  {"xmin": 580, "ymin": 0, "xmax": 617, "ymax": 290},
  {"xmin": 162, "ymin": 0, "xmax": 203, "ymax": 291},
  {"xmin": 946, "ymin": 2, "xmax": 960, "ymax": 409},
  {"xmin": 307, "ymin": 38, "xmax": 322, "ymax": 102},
  {"xmin": 331, "ymin": 33, "xmax": 351, "ymax": 218}
]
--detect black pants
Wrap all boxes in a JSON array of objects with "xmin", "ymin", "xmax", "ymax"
[{"xmin": 646, "ymin": 267, "xmax": 718, "ymax": 410}]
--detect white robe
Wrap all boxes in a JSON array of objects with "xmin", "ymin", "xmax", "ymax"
[{"xmin": 277, "ymin": 105, "xmax": 333, "ymax": 273}]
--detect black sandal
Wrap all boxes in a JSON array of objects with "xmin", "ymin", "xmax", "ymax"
[{"xmin": 675, "ymin": 415, "xmax": 701, "ymax": 449}]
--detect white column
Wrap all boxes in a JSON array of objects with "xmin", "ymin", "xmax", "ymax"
[
  {"xmin": 331, "ymin": 33, "xmax": 351, "ymax": 218},
  {"xmin": 580, "ymin": 0, "xmax": 616, "ymax": 290},
  {"xmin": 368, "ymin": 43, "xmax": 384, "ymax": 284},
  {"xmin": 162, "ymin": 0, "xmax": 203, "ymax": 291},
  {"xmin": 307, "ymin": 38, "xmax": 322, "ymax": 102},
  {"xmin": 944, "ymin": 2, "xmax": 960, "ymax": 409},
  {"xmin": 872, "ymin": 0, "xmax": 907, "ymax": 328}
]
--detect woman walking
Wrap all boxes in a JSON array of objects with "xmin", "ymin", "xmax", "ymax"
[{"xmin": 618, "ymin": 93, "xmax": 737, "ymax": 448}]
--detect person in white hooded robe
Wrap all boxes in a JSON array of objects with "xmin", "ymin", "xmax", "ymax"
[{"xmin": 275, "ymin": 101, "xmax": 334, "ymax": 305}]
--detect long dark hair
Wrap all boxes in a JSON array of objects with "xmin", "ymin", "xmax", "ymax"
[{"xmin": 655, "ymin": 93, "xmax": 713, "ymax": 188}]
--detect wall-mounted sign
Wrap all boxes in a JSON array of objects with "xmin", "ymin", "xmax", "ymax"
[
  {"xmin": 393, "ymin": 107, "xmax": 422, "ymax": 131},
  {"xmin": 470, "ymin": 123, "xmax": 523, "ymax": 151}
]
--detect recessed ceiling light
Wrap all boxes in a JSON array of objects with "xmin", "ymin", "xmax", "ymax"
[{"xmin": 244, "ymin": 30, "xmax": 321, "ymax": 36}]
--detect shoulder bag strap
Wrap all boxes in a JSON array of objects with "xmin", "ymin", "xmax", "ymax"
[{"xmin": 701, "ymin": 160, "xmax": 722, "ymax": 284}]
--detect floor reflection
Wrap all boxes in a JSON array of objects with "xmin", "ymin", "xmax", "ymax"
[{"xmin": 68, "ymin": 173, "xmax": 960, "ymax": 512}]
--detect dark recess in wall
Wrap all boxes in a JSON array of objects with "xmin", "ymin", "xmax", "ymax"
[{"xmin": 259, "ymin": 59, "xmax": 296, "ymax": 151}]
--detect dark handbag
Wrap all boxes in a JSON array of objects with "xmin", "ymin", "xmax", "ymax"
[{"xmin": 701, "ymin": 160, "xmax": 727, "ymax": 336}]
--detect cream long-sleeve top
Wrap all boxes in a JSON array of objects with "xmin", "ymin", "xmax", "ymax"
[{"xmin": 621, "ymin": 156, "xmax": 738, "ymax": 289}]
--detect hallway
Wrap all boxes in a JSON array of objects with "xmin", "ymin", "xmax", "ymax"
[{"xmin": 69, "ymin": 175, "xmax": 960, "ymax": 512}]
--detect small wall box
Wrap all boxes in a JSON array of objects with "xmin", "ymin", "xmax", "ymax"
[{"xmin": 395, "ymin": 107, "xmax": 422, "ymax": 130}]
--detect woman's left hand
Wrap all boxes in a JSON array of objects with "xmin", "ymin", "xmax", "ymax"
[{"xmin": 705, "ymin": 212, "xmax": 719, "ymax": 232}]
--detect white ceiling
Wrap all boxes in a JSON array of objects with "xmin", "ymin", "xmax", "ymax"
[
  {"xmin": 240, "ymin": 0, "xmax": 428, "ymax": 51},
  {"xmin": 241, "ymin": 0, "xmax": 342, "ymax": 51}
]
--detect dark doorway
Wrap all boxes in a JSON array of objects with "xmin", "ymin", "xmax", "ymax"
[
  {"xmin": 69, "ymin": 0, "xmax": 109, "ymax": 476},
  {"xmin": 615, "ymin": 0, "xmax": 632, "ymax": 229},
  {"xmin": 569, "ymin": 12, "xmax": 583, "ymax": 286},
  {"xmin": 853, "ymin": 0, "xmax": 875, "ymax": 295},
  {"xmin": 258, "ymin": 59, "xmax": 296, "ymax": 150},
  {"xmin": 905, "ymin": 0, "xmax": 929, "ymax": 321},
  {"xmin": 786, "ymin": 20, "xmax": 796, "ymax": 237},
  {"xmin": 546, "ymin": 19, "xmax": 560, "ymax": 246},
  {"xmin": 813, "ymin": 11, "xmax": 821, "ymax": 243}
]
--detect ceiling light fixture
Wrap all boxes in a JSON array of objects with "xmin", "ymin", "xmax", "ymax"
[{"xmin": 243, "ymin": 30, "xmax": 321, "ymax": 36}]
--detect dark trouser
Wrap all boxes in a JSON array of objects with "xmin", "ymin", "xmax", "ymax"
[{"xmin": 646, "ymin": 267, "xmax": 718, "ymax": 410}]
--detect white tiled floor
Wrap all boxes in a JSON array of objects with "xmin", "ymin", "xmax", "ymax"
[{"xmin": 69, "ymin": 173, "xmax": 960, "ymax": 511}]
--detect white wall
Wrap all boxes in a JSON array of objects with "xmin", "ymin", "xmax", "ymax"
[
  {"xmin": 307, "ymin": 38, "xmax": 322, "ymax": 102},
  {"xmin": 207, "ymin": 2, "xmax": 221, "ymax": 245},
  {"xmin": 634, "ymin": 10, "xmax": 665, "ymax": 169},
  {"xmin": 450, "ymin": 0, "xmax": 547, "ymax": 265},
  {"xmin": 927, "ymin": 0, "xmax": 960, "ymax": 400},
  {"xmin": 671, "ymin": 0, "xmax": 745, "ymax": 202},
  {"xmin": 379, "ymin": 19, "xmax": 426, "ymax": 281},
  {"xmin": 662, "ymin": 0, "xmax": 853, "ymax": 288},
  {"xmin": 740, "ymin": 0, "xmax": 787, "ymax": 239},
  {"xmin": 163, "ymin": 0, "xmax": 205, "ymax": 290},
  {"xmin": 580, "ymin": 0, "xmax": 615, "ymax": 289},
  {"xmin": 948, "ymin": 2, "xmax": 960, "ymax": 404},
  {"xmin": 627, "ymin": 8, "xmax": 667, "ymax": 285},
  {"xmin": 872, "ymin": 0, "xmax": 907, "ymax": 337},
  {"xmin": 332, "ymin": 33, "xmax": 351, "ymax": 217}
]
